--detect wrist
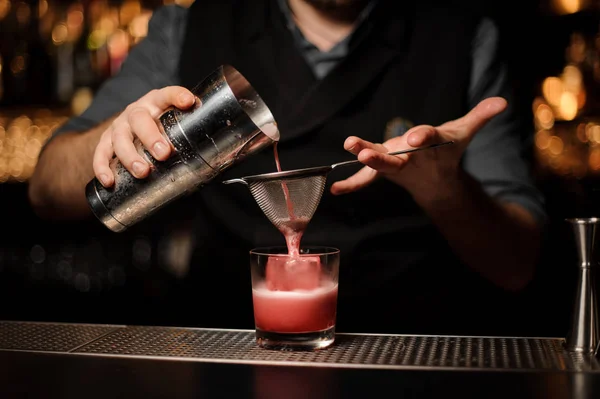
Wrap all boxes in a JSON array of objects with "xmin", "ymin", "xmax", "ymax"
[{"xmin": 409, "ymin": 168, "xmax": 470, "ymax": 213}]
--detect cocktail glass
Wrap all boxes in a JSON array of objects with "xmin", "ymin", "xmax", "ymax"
[{"xmin": 249, "ymin": 246, "xmax": 340, "ymax": 351}]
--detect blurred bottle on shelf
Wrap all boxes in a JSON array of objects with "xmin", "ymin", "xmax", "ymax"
[
  {"xmin": 50, "ymin": 1, "xmax": 97, "ymax": 107},
  {"xmin": 0, "ymin": 0, "xmax": 54, "ymax": 107},
  {"xmin": 529, "ymin": 0, "xmax": 600, "ymax": 217}
]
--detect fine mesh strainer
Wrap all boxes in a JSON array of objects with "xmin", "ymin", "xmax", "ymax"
[
  {"xmin": 223, "ymin": 168, "xmax": 328, "ymax": 233},
  {"xmin": 222, "ymin": 141, "xmax": 454, "ymax": 232}
]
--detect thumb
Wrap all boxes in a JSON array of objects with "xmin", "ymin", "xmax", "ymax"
[
  {"xmin": 439, "ymin": 97, "xmax": 507, "ymax": 139},
  {"xmin": 330, "ymin": 166, "xmax": 378, "ymax": 195}
]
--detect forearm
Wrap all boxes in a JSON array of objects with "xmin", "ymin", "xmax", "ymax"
[
  {"xmin": 411, "ymin": 170, "xmax": 542, "ymax": 291},
  {"xmin": 28, "ymin": 118, "xmax": 114, "ymax": 220}
]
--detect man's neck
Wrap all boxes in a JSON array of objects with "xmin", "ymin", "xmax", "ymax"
[{"xmin": 288, "ymin": 0, "xmax": 367, "ymax": 52}]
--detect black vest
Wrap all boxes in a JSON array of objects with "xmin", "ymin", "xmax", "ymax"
[{"xmin": 172, "ymin": 0, "xmax": 513, "ymax": 334}]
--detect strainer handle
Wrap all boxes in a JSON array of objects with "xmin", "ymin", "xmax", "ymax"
[
  {"xmin": 222, "ymin": 178, "xmax": 248, "ymax": 185},
  {"xmin": 331, "ymin": 140, "xmax": 454, "ymax": 169}
]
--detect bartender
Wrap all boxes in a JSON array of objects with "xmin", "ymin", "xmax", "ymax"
[{"xmin": 28, "ymin": 0, "xmax": 546, "ymax": 334}]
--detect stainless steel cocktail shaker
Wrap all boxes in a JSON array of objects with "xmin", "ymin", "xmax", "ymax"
[{"xmin": 85, "ymin": 65, "xmax": 279, "ymax": 232}]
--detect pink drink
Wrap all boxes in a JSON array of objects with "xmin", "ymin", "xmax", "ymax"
[
  {"xmin": 253, "ymin": 281, "xmax": 338, "ymax": 333},
  {"xmin": 258, "ymin": 145, "xmax": 335, "ymax": 336},
  {"xmin": 251, "ymin": 144, "xmax": 338, "ymax": 349}
]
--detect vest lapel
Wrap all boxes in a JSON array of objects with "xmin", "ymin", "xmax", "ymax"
[
  {"xmin": 233, "ymin": 0, "xmax": 412, "ymax": 142},
  {"xmin": 278, "ymin": 0, "xmax": 412, "ymax": 140},
  {"xmin": 281, "ymin": 40, "xmax": 402, "ymax": 139},
  {"xmin": 232, "ymin": 0, "xmax": 318, "ymax": 140}
]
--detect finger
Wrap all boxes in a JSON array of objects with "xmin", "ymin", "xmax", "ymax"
[
  {"xmin": 92, "ymin": 130, "xmax": 115, "ymax": 187},
  {"xmin": 112, "ymin": 123, "xmax": 150, "ymax": 178},
  {"xmin": 128, "ymin": 107, "xmax": 171, "ymax": 161},
  {"xmin": 405, "ymin": 125, "xmax": 437, "ymax": 148},
  {"xmin": 343, "ymin": 136, "xmax": 388, "ymax": 156},
  {"xmin": 357, "ymin": 148, "xmax": 408, "ymax": 174},
  {"xmin": 439, "ymin": 97, "xmax": 507, "ymax": 139},
  {"xmin": 139, "ymin": 86, "xmax": 197, "ymax": 118},
  {"xmin": 330, "ymin": 165, "xmax": 378, "ymax": 195}
]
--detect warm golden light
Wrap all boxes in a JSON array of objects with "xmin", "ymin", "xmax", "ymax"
[
  {"xmin": 119, "ymin": 0, "xmax": 141, "ymax": 26},
  {"xmin": 24, "ymin": 138, "xmax": 42, "ymax": 159},
  {"xmin": 38, "ymin": 0, "xmax": 47, "ymax": 18},
  {"xmin": 0, "ymin": 158, "xmax": 8, "ymax": 182},
  {"xmin": 175, "ymin": 0, "xmax": 196, "ymax": 7},
  {"xmin": 586, "ymin": 123, "xmax": 595, "ymax": 142},
  {"xmin": 559, "ymin": 91, "xmax": 578, "ymax": 120},
  {"xmin": 548, "ymin": 136, "xmax": 564, "ymax": 155},
  {"xmin": 535, "ymin": 103, "xmax": 555, "ymax": 130},
  {"xmin": 577, "ymin": 123, "xmax": 588, "ymax": 143},
  {"xmin": 542, "ymin": 77, "xmax": 563, "ymax": 107},
  {"xmin": 0, "ymin": 0, "xmax": 11, "ymax": 20},
  {"xmin": 52, "ymin": 23, "xmax": 69, "ymax": 45},
  {"xmin": 0, "ymin": 112, "xmax": 68, "ymax": 182},
  {"xmin": 535, "ymin": 130, "xmax": 552, "ymax": 150},
  {"xmin": 71, "ymin": 87, "xmax": 94, "ymax": 116},
  {"xmin": 562, "ymin": 65, "xmax": 582, "ymax": 92},
  {"xmin": 589, "ymin": 148, "xmax": 600, "ymax": 171},
  {"xmin": 107, "ymin": 29, "xmax": 130, "ymax": 58},
  {"xmin": 592, "ymin": 125, "xmax": 600, "ymax": 143},
  {"xmin": 67, "ymin": 10, "xmax": 84, "ymax": 29},
  {"xmin": 9, "ymin": 157, "xmax": 24, "ymax": 179},
  {"xmin": 577, "ymin": 89, "xmax": 586, "ymax": 110},
  {"xmin": 554, "ymin": 0, "xmax": 581, "ymax": 14},
  {"xmin": 129, "ymin": 12, "xmax": 151, "ymax": 39},
  {"xmin": 87, "ymin": 30, "xmax": 107, "ymax": 50},
  {"xmin": 98, "ymin": 15, "xmax": 117, "ymax": 34}
]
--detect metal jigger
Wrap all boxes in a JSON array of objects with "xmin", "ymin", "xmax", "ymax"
[{"xmin": 565, "ymin": 218, "xmax": 600, "ymax": 355}]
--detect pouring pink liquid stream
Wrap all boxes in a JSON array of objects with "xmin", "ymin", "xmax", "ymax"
[
  {"xmin": 272, "ymin": 143, "xmax": 305, "ymax": 258},
  {"xmin": 253, "ymin": 144, "xmax": 338, "ymax": 333}
]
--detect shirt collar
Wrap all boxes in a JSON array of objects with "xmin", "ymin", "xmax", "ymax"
[{"xmin": 276, "ymin": 0, "xmax": 378, "ymax": 52}]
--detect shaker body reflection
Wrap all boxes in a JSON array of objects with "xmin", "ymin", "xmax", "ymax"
[{"xmin": 85, "ymin": 65, "xmax": 279, "ymax": 232}]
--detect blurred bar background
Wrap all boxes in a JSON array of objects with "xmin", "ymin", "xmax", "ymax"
[{"xmin": 0, "ymin": 0, "xmax": 598, "ymax": 335}]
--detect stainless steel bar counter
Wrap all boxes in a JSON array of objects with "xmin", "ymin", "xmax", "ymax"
[{"xmin": 1, "ymin": 321, "xmax": 599, "ymax": 398}]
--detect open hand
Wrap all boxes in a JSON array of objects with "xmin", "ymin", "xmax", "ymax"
[{"xmin": 330, "ymin": 97, "xmax": 508, "ymax": 198}]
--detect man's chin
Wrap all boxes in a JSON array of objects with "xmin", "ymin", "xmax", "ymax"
[{"xmin": 301, "ymin": 0, "xmax": 370, "ymax": 11}]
